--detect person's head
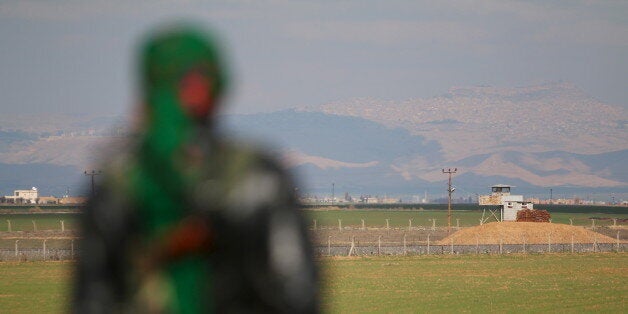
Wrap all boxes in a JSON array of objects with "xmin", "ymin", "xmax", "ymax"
[{"xmin": 139, "ymin": 24, "xmax": 228, "ymax": 126}]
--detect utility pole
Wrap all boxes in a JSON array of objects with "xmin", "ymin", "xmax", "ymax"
[
  {"xmin": 84, "ymin": 170, "xmax": 102, "ymax": 196},
  {"xmin": 442, "ymin": 168, "xmax": 457, "ymax": 233},
  {"xmin": 549, "ymin": 188, "xmax": 553, "ymax": 204},
  {"xmin": 331, "ymin": 182, "xmax": 335, "ymax": 206}
]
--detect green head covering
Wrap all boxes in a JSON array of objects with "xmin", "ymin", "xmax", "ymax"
[{"xmin": 130, "ymin": 24, "xmax": 229, "ymax": 313}]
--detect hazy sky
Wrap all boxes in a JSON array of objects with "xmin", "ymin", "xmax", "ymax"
[{"xmin": 0, "ymin": 0, "xmax": 627, "ymax": 116}]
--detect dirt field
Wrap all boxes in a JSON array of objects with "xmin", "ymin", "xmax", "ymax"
[{"xmin": 437, "ymin": 222, "xmax": 622, "ymax": 245}]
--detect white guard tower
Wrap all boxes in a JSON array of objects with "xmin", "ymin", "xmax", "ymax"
[{"xmin": 478, "ymin": 184, "xmax": 533, "ymax": 222}]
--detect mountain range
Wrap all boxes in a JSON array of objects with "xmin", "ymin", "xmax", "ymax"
[{"xmin": 0, "ymin": 82, "xmax": 626, "ymax": 200}]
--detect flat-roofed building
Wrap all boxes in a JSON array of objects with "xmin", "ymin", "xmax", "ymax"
[{"xmin": 4, "ymin": 187, "xmax": 39, "ymax": 204}]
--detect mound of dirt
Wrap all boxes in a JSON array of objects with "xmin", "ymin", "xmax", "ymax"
[{"xmin": 438, "ymin": 222, "xmax": 619, "ymax": 245}]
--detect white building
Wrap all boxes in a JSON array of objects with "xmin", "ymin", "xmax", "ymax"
[
  {"xmin": 4, "ymin": 187, "xmax": 39, "ymax": 204},
  {"xmin": 478, "ymin": 185, "xmax": 533, "ymax": 221}
]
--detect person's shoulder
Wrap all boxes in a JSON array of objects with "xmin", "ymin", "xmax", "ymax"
[{"xmin": 215, "ymin": 137, "xmax": 288, "ymax": 176}]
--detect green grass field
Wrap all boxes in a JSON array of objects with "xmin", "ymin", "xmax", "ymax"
[
  {"xmin": 321, "ymin": 254, "xmax": 627, "ymax": 313},
  {"xmin": 0, "ymin": 254, "xmax": 625, "ymax": 313},
  {"xmin": 0, "ymin": 214, "xmax": 77, "ymax": 232},
  {"xmin": 305, "ymin": 209, "xmax": 628, "ymax": 228},
  {"xmin": 0, "ymin": 205, "xmax": 625, "ymax": 232},
  {"xmin": 0, "ymin": 262, "xmax": 72, "ymax": 313}
]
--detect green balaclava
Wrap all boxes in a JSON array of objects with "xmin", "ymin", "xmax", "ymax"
[{"xmin": 130, "ymin": 24, "xmax": 228, "ymax": 313}]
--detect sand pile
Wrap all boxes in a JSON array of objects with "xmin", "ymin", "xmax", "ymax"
[{"xmin": 438, "ymin": 222, "xmax": 619, "ymax": 245}]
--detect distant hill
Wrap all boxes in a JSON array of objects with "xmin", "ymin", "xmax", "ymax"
[
  {"xmin": 0, "ymin": 82, "xmax": 626, "ymax": 199},
  {"xmin": 220, "ymin": 109, "xmax": 627, "ymax": 197},
  {"xmin": 301, "ymin": 82, "xmax": 628, "ymax": 160}
]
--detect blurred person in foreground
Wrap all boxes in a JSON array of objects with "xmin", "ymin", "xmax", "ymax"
[{"xmin": 74, "ymin": 24, "xmax": 319, "ymax": 313}]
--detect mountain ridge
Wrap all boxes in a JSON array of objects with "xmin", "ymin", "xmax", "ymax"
[{"xmin": 0, "ymin": 82, "xmax": 626, "ymax": 197}]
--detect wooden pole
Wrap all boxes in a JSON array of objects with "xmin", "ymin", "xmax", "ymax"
[
  {"xmin": 32, "ymin": 220, "xmax": 37, "ymax": 232},
  {"xmin": 348, "ymin": 236, "xmax": 355, "ymax": 256},
  {"xmin": 593, "ymin": 235, "xmax": 597, "ymax": 252},
  {"xmin": 338, "ymin": 219, "xmax": 342, "ymax": 232},
  {"xmin": 43, "ymin": 239, "xmax": 47, "ymax": 260},
  {"xmin": 499, "ymin": 237, "xmax": 503, "ymax": 254},
  {"xmin": 386, "ymin": 219, "xmax": 389, "ymax": 230},
  {"xmin": 548, "ymin": 234, "xmax": 551, "ymax": 253},
  {"xmin": 378, "ymin": 235, "xmax": 381, "ymax": 255},
  {"xmin": 313, "ymin": 219, "xmax": 317, "ymax": 230},
  {"xmin": 327, "ymin": 236, "xmax": 331, "ymax": 256},
  {"xmin": 427, "ymin": 234, "xmax": 430, "ymax": 255},
  {"xmin": 571, "ymin": 233, "xmax": 574, "ymax": 253},
  {"xmin": 451, "ymin": 237, "xmax": 454, "ymax": 254},
  {"xmin": 362, "ymin": 219, "xmax": 365, "ymax": 230},
  {"xmin": 60, "ymin": 220, "xmax": 65, "ymax": 232},
  {"xmin": 71, "ymin": 240, "xmax": 74, "ymax": 259},
  {"xmin": 6, "ymin": 220, "xmax": 11, "ymax": 232},
  {"xmin": 403, "ymin": 234, "xmax": 407, "ymax": 255},
  {"xmin": 15, "ymin": 240, "xmax": 19, "ymax": 257},
  {"xmin": 617, "ymin": 231, "xmax": 620, "ymax": 252}
]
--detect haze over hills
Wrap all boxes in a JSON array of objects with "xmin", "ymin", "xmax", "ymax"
[
  {"xmin": 300, "ymin": 82, "xmax": 627, "ymax": 160},
  {"xmin": 0, "ymin": 82, "xmax": 626, "ymax": 199}
]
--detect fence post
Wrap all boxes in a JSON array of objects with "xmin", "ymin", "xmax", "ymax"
[
  {"xmin": 408, "ymin": 219, "xmax": 412, "ymax": 231},
  {"xmin": 386, "ymin": 219, "xmax": 389, "ymax": 230},
  {"xmin": 613, "ymin": 218, "xmax": 617, "ymax": 227},
  {"xmin": 499, "ymin": 237, "xmax": 503, "ymax": 255},
  {"xmin": 548, "ymin": 234, "xmax": 551, "ymax": 253},
  {"xmin": 456, "ymin": 218, "xmax": 460, "ymax": 230},
  {"xmin": 338, "ymin": 219, "xmax": 342, "ymax": 232},
  {"xmin": 431, "ymin": 219, "xmax": 436, "ymax": 231},
  {"xmin": 71, "ymin": 240, "xmax": 74, "ymax": 259},
  {"xmin": 32, "ymin": 220, "xmax": 37, "ymax": 232},
  {"xmin": 569, "ymin": 218, "xmax": 573, "ymax": 226},
  {"xmin": 403, "ymin": 234, "xmax": 407, "ymax": 255},
  {"xmin": 43, "ymin": 239, "xmax": 47, "ymax": 261},
  {"xmin": 450, "ymin": 237, "xmax": 454, "ymax": 254},
  {"xmin": 313, "ymin": 219, "xmax": 317, "ymax": 230},
  {"xmin": 427, "ymin": 234, "xmax": 430, "ymax": 255},
  {"xmin": 15, "ymin": 240, "xmax": 19, "ymax": 257},
  {"xmin": 327, "ymin": 236, "xmax": 331, "ymax": 256},
  {"xmin": 361, "ymin": 219, "xmax": 365, "ymax": 230},
  {"xmin": 591, "ymin": 219, "xmax": 595, "ymax": 229},
  {"xmin": 522, "ymin": 236, "xmax": 526, "ymax": 254},
  {"xmin": 571, "ymin": 233, "xmax": 574, "ymax": 253},
  {"xmin": 60, "ymin": 220, "xmax": 65, "ymax": 232},
  {"xmin": 475, "ymin": 236, "xmax": 479, "ymax": 254},
  {"xmin": 348, "ymin": 236, "xmax": 355, "ymax": 256},
  {"xmin": 378, "ymin": 235, "xmax": 381, "ymax": 255},
  {"xmin": 593, "ymin": 235, "xmax": 597, "ymax": 252},
  {"xmin": 7, "ymin": 220, "xmax": 11, "ymax": 232},
  {"xmin": 616, "ymin": 231, "xmax": 620, "ymax": 252}
]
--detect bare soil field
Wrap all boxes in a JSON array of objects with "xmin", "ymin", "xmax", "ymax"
[{"xmin": 437, "ymin": 222, "xmax": 622, "ymax": 245}]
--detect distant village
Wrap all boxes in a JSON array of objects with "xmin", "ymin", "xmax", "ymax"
[
  {"xmin": 0, "ymin": 187, "xmax": 86, "ymax": 205},
  {"xmin": 0, "ymin": 186, "xmax": 625, "ymax": 207},
  {"xmin": 298, "ymin": 191, "xmax": 627, "ymax": 206}
]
